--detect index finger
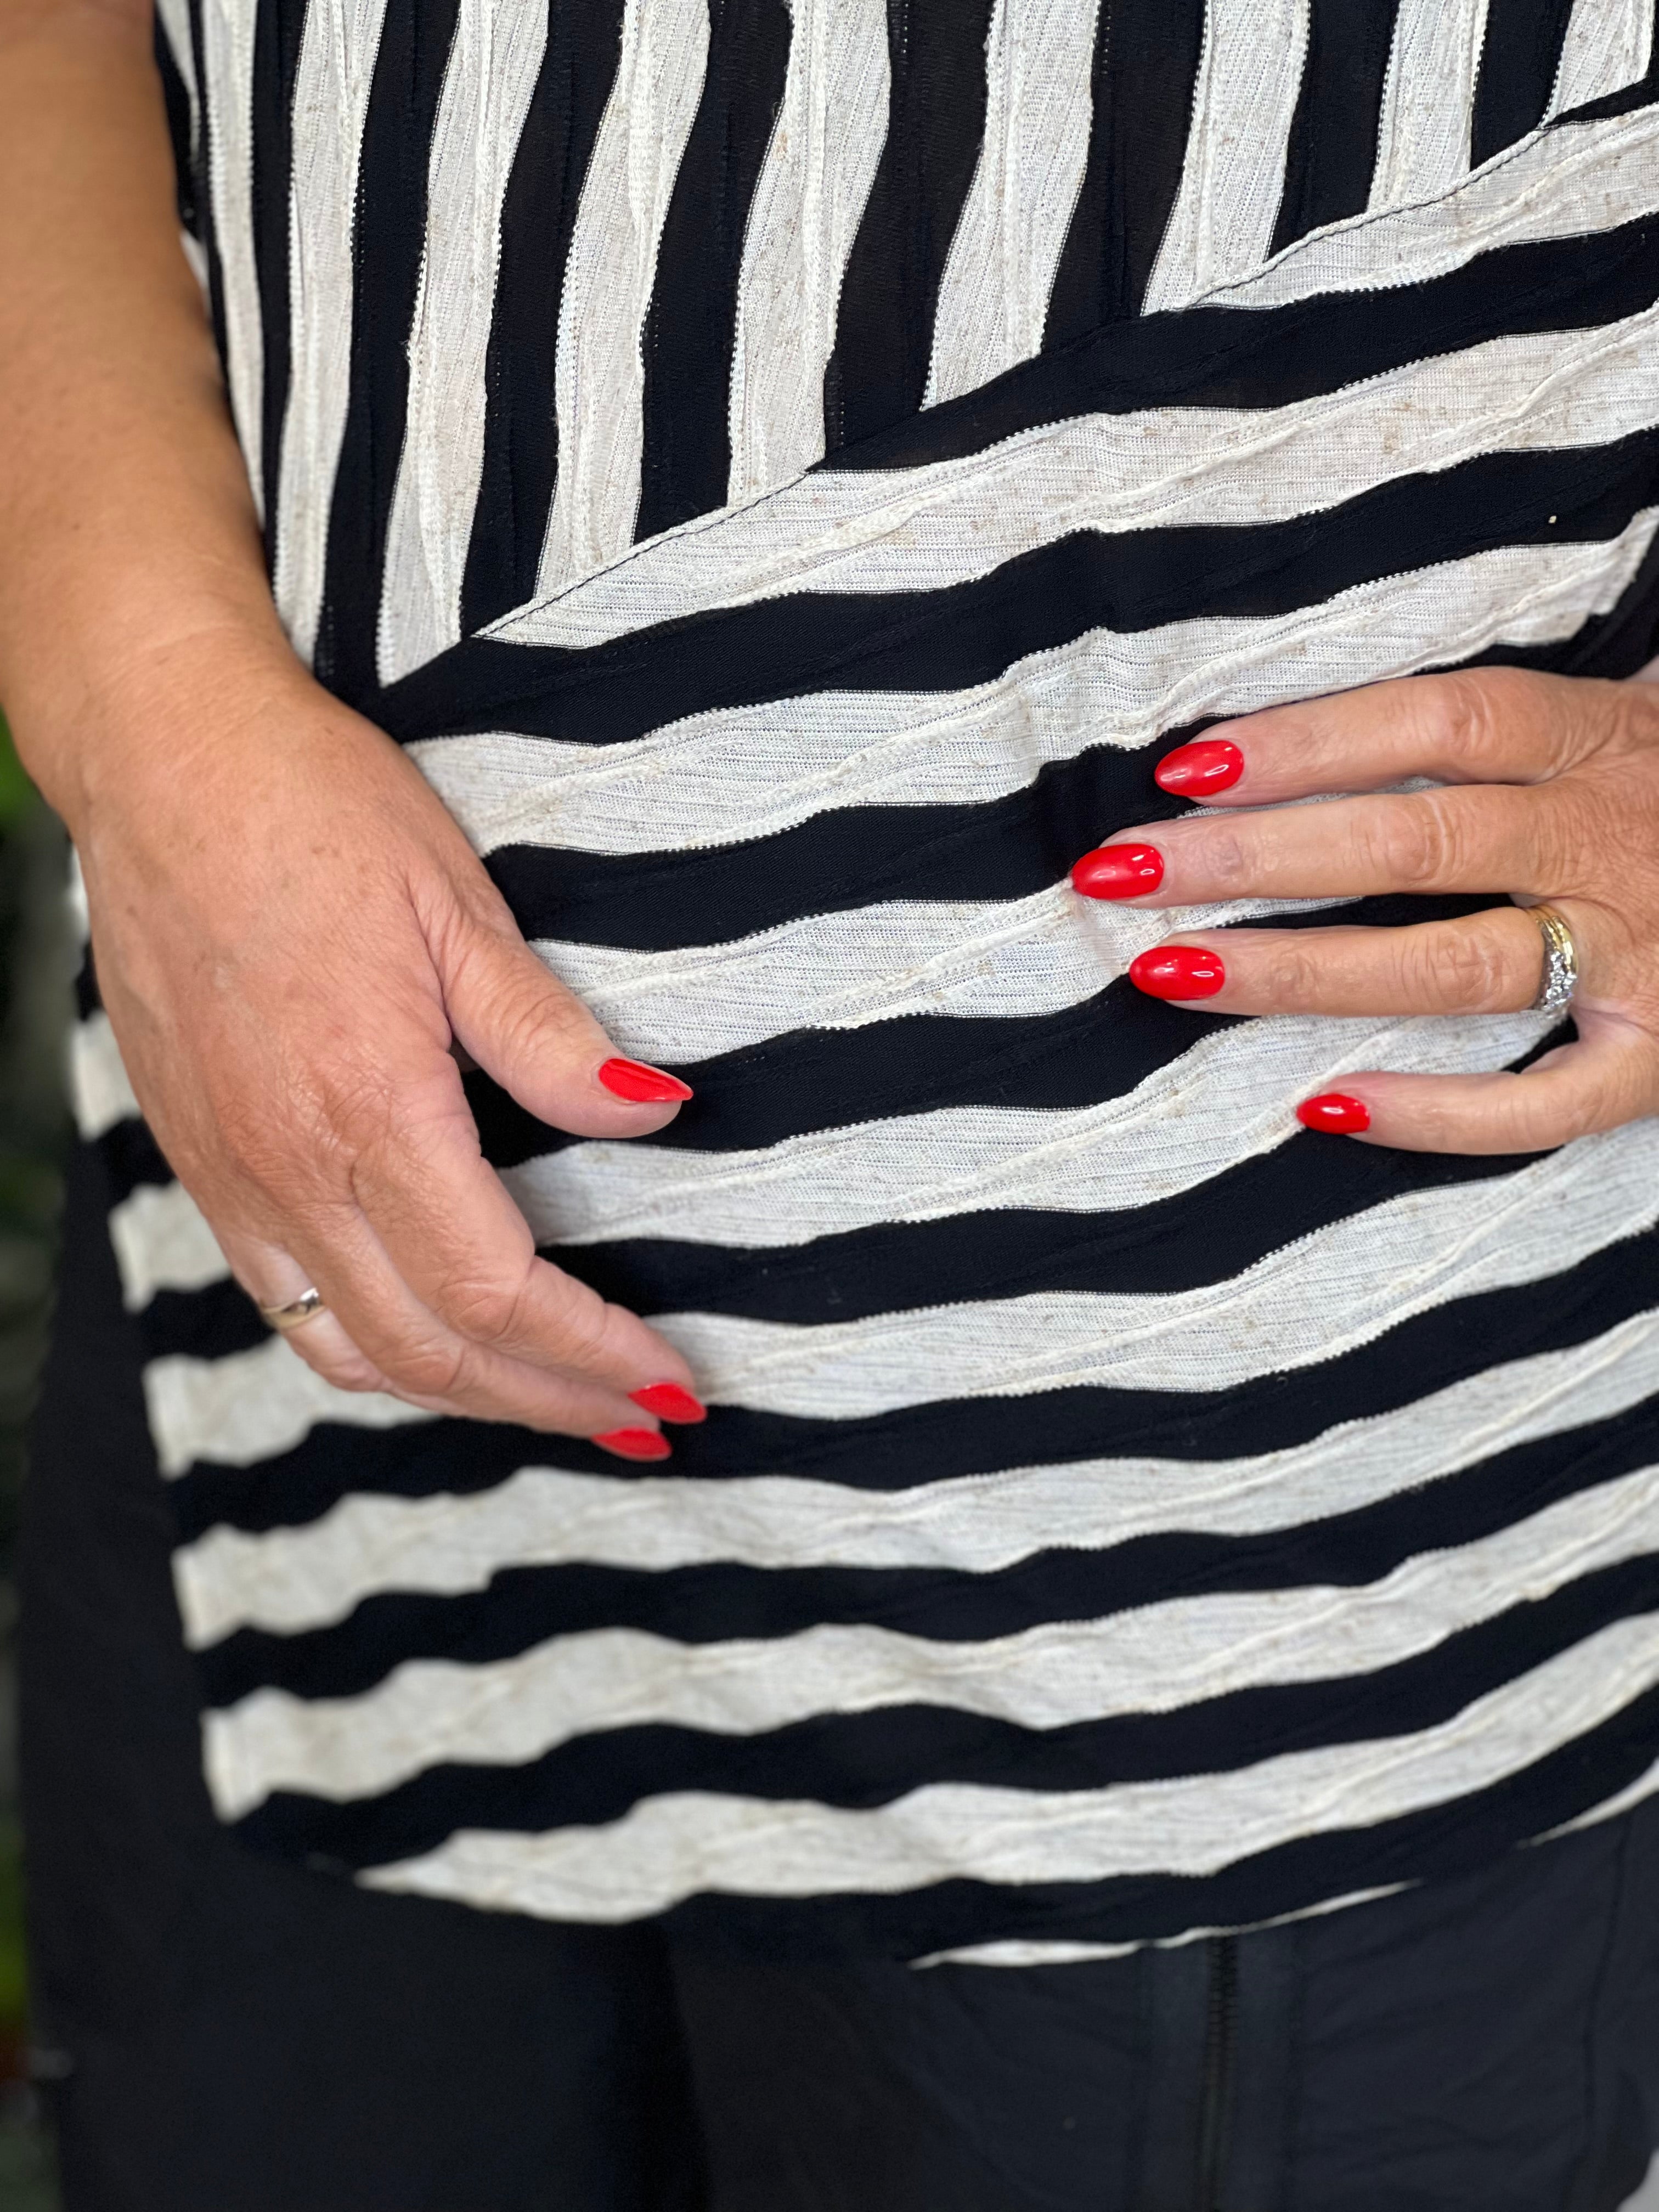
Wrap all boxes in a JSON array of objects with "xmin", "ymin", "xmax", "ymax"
[{"xmin": 1155, "ymin": 667, "xmax": 1628, "ymax": 810}]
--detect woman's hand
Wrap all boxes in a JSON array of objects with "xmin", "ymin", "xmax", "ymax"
[
  {"xmin": 1070, "ymin": 665, "xmax": 1659, "ymax": 1154},
  {"xmin": 56, "ymin": 628, "xmax": 704, "ymax": 1457}
]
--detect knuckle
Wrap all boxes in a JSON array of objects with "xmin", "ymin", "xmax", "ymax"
[
  {"xmin": 439, "ymin": 1269, "xmax": 531, "ymax": 1346},
  {"xmin": 1426, "ymin": 670, "xmax": 1505, "ymax": 769},
  {"xmin": 382, "ymin": 1335, "xmax": 471, "ymax": 1401},
  {"xmin": 1375, "ymin": 797, "xmax": 1455, "ymax": 887},
  {"xmin": 1257, "ymin": 939, "xmax": 1325, "ymax": 1006},
  {"xmin": 1410, "ymin": 924, "xmax": 1513, "ymax": 1013}
]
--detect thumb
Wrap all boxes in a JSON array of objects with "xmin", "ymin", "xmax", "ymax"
[{"xmin": 438, "ymin": 906, "xmax": 691, "ymax": 1141}]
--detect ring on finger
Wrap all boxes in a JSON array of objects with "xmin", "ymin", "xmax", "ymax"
[
  {"xmin": 1527, "ymin": 902, "xmax": 1579, "ymax": 1018},
  {"xmin": 259, "ymin": 1286, "xmax": 329, "ymax": 1333}
]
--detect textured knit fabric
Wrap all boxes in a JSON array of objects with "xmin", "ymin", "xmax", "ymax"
[{"xmin": 71, "ymin": 0, "xmax": 1659, "ymax": 1954}]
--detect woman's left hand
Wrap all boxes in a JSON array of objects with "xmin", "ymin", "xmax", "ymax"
[{"xmin": 1070, "ymin": 665, "xmax": 1659, "ymax": 1154}]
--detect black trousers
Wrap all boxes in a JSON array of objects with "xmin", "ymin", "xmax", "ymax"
[{"xmin": 22, "ymin": 1146, "xmax": 1659, "ymax": 2212}]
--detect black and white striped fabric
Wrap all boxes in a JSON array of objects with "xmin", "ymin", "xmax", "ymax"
[{"xmin": 83, "ymin": 0, "xmax": 1659, "ymax": 1956}]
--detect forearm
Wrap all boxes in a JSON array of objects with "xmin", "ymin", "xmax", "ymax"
[{"xmin": 0, "ymin": 0, "xmax": 290, "ymax": 827}]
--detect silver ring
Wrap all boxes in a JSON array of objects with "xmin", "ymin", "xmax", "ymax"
[
  {"xmin": 1527, "ymin": 902, "xmax": 1579, "ymax": 1018},
  {"xmin": 258, "ymin": 1286, "xmax": 328, "ymax": 1334}
]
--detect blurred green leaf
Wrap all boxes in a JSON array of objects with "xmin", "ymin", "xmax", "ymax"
[{"xmin": 0, "ymin": 719, "xmax": 35, "ymax": 834}]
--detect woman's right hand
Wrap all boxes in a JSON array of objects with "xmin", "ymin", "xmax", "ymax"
[{"xmin": 45, "ymin": 625, "xmax": 704, "ymax": 1457}]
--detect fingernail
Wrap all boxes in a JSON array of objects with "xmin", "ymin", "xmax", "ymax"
[
  {"xmin": 1071, "ymin": 843, "xmax": 1164, "ymax": 900},
  {"xmin": 1127, "ymin": 946, "xmax": 1226, "ymax": 999},
  {"xmin": 630, "ymin": 1382, "xmax": 707, "ymax": 1424},
  {"xmin": 1296, "ymin": 1092, "xmax": 1371, "ymax": 1134},
  {"xmin": 594, "ymin": 1426, "xmax": 673, "ymax": 1460},
  {"xmin": 1155, "ymin": 737, "xmax": 1244, "ymax": 796},
  {"xmin": 598, "ymin": 1057, "xmax": 693, "ymax": 1104}
]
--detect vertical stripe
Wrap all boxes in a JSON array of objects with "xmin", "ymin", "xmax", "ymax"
[
  {"xmin": 200, "ymin": 0, "xmax": 264, "ymax": 521},
  {"xmin": 458, "ymin": 0, "xmax": 625, "ymax": 639},
  {"xmin": 1143, "ymin": 0, "xmax": 1311, "ymax": 313},
  {"xmin": 1549, "ymin": 0, "xmax": 1656, "ymax": 115},
  {"xmin": 1369, "ymin": 0, "xmax": 1491, "ymax": 210},
  {"xmin": 1044, "ymin": 0, "xmax": 1207, "ymax": 340},
  {"xmin": 1472, "ymin": 0, "xmax": 1577, "ymax": 164},
  {"xmin": 313, "ymin": 1, "xmax": 464, "ymax": 703},
  {"xmin": 376, "ymin": 0, "xmax": 551, "ymax": 686},
  {"xmin": 825, "ymin": 0, "xmax": 995, "ymax": 454},
  {"xmin": 534, "ymin": 0, "xmax": 712, "ymax": 598},
  {"xmin": 1271, "ymin": 0, "xmax": 1401, "ymax": 253},
  {"xmin": 270, "ymin": 0, "xmax": 393, "ymax": 668},
  {"xmin": 249, "ymin": 0, "xmax": 307, "ymax": 555},
  {"xmin": 726, "ymin": 0, "xmax": 891, "ymax": 504},
  {"xmin": 634, "ymin": 0, "xmax": 793, "ymax": 543},
  {"xmin": 923, "ymin": 0, "xmax": 1101, "ymax": 410},
  {"xmin": 155, "ymin": 0, "xmax": 200, "ymax": 219}
]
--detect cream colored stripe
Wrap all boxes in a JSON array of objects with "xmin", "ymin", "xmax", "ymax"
[
  {"xmin": 1550, "ymin": 0, "xmax": 1654, "ymax": 116},
  {"xmin": 534, "ymin": 0, "xmax": 709, "ymax": 596},
  {"xmin": 145, "ymin": 1335, "xmax": 431, "ymax": 1480},
  {"xmin": 538, "ymin": 883, "xmax": 1346, "ymax": 1062},
  {"xmin": 272, "ymin": 0, "xmax": 392, "ymax": 663},
  {"xmin": 924, "ymin": 0, "xmax": 1099, "ymax": 407},
  {"xmin": 358, "ymin": 1617, "xmax": 1659, "ymax": 1917},
  {"xmin": 726, "ymin": 0, "xmax": 891, "ymax": 501},
  {"xmin": 1143, "ymin": 0, "xmax": 1310, "ymax": 313},
  {"xmin": 652, "ymin": 1127, "xmax": 1659, "ymax": 1417},
  {"xmin": 484, "ymin": 307, "xmax": 1659, "ymax": 657},
  {"xmin": 173, "ymin": 1309, "xmax": 1659, "ymax": 1647},
  {"xmin": 67, "ymin": 1015, "xmax": 139, "ymax": 1142},
  {"xmin": 110, "ymin": 1182, "xmax": 227, "ymax": 1313},
  {"xmin": 435, "ymin": 524, "xmax": 1658, "ymax": 861},
  {"xmin": 376, "ymin": 0, "xmax": 550, "ymax": 684},
  {"xmin": 201, "ymin": 1462, "xmax": 1659, "ymax": 1820},
  {"xmin": 200, "ymin": 0, "xmax": 264, "ymax": 519},
  {"xmin": 509, "ymin": 1012, "xmax": 1552, "ymax": 1250},
  {"xmin": 1370, "ymin": 0, "xmax": 1491, "ymax": 210},
  {"xmin": 1212, "ymin": 101, "xmax": 1659, "ymax": 308}
]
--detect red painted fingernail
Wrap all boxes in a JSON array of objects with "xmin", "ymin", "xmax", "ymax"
[
  {"xmin": 629, "ymin": 1382, "xmax": 707, "ymax": 1423},
  {"xmin": 1155, "ymin": 737, "xmax": 1244, "ymax": 795},
  {"xmin": 594, "ymin": 1426, "xmax": 673, "ymax": 1461},
  {"xmin": 1070, "ymin": 843, "xmax": 1164, "ymax": 900},
  {"xmin": 598, "ymin": 1057, "xmax": 693, "ymax": 1104},
  {"xmin": 1296, "ymin": 1092, "xmax": 1371, "ymax": 1134},
  {"xmin": 1127, "ymin": 946, "xmax": 1226, "ymax": 999}
]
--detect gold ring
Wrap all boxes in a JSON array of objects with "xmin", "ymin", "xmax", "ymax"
[
  {"xmin": 1527, "ymin": 902, "xmax": 1579, "ymax": 1018},
  {"xmin": 258, "ymin": 1286, "xmax": 328, "ymax": 1334}
]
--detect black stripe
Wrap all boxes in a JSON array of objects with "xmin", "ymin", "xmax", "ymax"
[
  {"xmin": 1472, "ymin": 0, "xmax": 1578, "ymax": 168},
  {"xmin": 154, "ymin": 10, "xmax": 199, "ymax": 236},
  {"xmin": 457, "ymin": 0, "xmax": 625, "ymax": 637},
  {"xmin": 196, "ymin": 1395, "xmax": 1659, "ymax": 1708},
  {"xmin": 1045, "ymin": 0, "xmax": 1209, "ymax": 345},
  {"xmin": 550, "ymin": 1136, "xmax": 1536, "ymax": 1328},
  {"xmin": 409, "ymin": 431, "xmax": 1659, "ymax": 771},
  {"xmin": 230, "ymin": 1571, "xmax": 1659, "ymax": 1883},
  {"xmin": 634, "ymin": 0, "xmax": 791, "ymax": 542},
  {"xmin": 1270, "ymin": 0, "xmax": 1400, "ymax": 254},
  {"xmin": 313, "ymin": 0, "xmax": 462, "ymax": 706},
  {"xmin": 250, "ymin": 0, "xmax": 306, "ymax": 554},
  {"xmin": 823, "ymin": 0, "xmax": 996, "ymax": 454},
  {"xmin": 165, "ymin": 1235, "xmax": 1659, "ymax": 1536}
]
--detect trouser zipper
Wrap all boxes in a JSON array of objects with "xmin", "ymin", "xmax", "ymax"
[{"xmin": 1194, "ymin": 1935, "xmax": 1238, "ymax": 2212}]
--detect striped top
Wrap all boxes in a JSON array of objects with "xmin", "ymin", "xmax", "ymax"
[{"xmin": 77, "ymin": 0, "xmax": 1659, "ymax": 1957}]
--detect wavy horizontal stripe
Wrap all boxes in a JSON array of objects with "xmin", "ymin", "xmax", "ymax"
[
  {"xmin": 511, "ymin": 1013, "xmax": 1548, "ymax": 1251},
  {"xmin": 145, "ymin": 1335, "xmax": 431, "ymax": 1481},
  {"xmin": 356, "ymin": 1618, "xmax": 1659, "ymax": 1918},
  {"xmin": 110, "ymin": 1180, "xmax": 227, "ymax": 1312},
  {"xmin": 172, "ymin": 1310, "xmax": 1659, "ymax": 1645},
  {"xmin": 199, "ymin": 1462, "xmax": 1659, "ymax": 1821},
  {"xmin": 645, "ymin": 1128, "xmax": 1659, "ymax": 1417},
  {"xmin": 68, "ymin": 1015, "xmax": 139, "ymax": 1143},
  {"xmin": 478, "ymin": 306, "xmax": 1659, "ymax": 654}
]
